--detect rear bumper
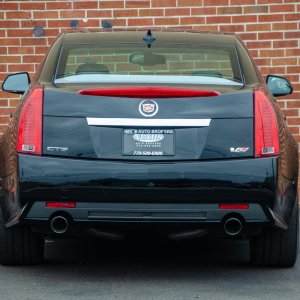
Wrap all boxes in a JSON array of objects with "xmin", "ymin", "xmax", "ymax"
[
  {"xmin": 25, "ymin": 202, "xmax": 268, "ymax": 223},
  {"xmin": 16, "ymin": 154, "xmax": 278, "ymax": 232},
  {"xmin": 25, "ymin": 201, "xmax": 270, "ymax": 237},
  {"xmin": 18, "ymin": 154, "xmax": 277, "ymax": 204}
]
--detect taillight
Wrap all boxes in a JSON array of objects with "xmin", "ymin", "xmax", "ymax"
[
  {"xmin": 16, "ymin": 87, "xmax": 43, "ymax": 155},
  {"xmin": 254, "ymin": 90, "xmax": 279, "ymax": 157}
]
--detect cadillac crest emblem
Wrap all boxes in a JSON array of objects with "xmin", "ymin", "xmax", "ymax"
[{"xmin": 139, "ymin": 100, "xmax": 159, "ymax": 117}]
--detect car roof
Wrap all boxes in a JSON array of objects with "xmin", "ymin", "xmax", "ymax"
[{"xmin": 61, "ymin": 29, "xmax": 237, "ymax": 46}]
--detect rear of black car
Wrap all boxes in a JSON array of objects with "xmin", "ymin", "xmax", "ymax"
[
  {"xmin": 1, "ymin": 31, "xmax": 298, "ymax": 267},
  {"xmin": 19, "ymin": 88, "xmax": 272, "ymax": 229}
]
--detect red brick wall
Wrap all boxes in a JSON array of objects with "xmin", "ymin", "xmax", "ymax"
[{"xmin": 0, "ymin": 0, "xmax": 299, "ymax": 144}]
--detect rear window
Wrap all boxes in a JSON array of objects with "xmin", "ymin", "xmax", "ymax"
[{"xmin": 54, "ymin": 44, "xmax": 243, "ymax": 86}]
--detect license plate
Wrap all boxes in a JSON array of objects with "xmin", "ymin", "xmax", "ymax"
[{"xmin": 123, "ymin": 129, "xmax": 175, "ymax": 156}]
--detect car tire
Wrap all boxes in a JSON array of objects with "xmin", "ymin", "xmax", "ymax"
[
  {"xmin": 250, "ymin": 201, "xmax": 299, "ymax": 268},
  {"xmin": 0, "ymin": 210, "xmax": 44, "ymax": 265}
]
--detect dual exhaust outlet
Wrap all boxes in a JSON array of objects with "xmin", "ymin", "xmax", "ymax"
[
  {"xmin": 50, "ymin": 215, "xmax": 69, "ymax": 234},
  {"xmin": 49, "ymin": 214, "xmax": 243, "ymax": 237},
  {"xmin": 223, "ymin": 217, "xmax": 243, "ymax": 236}
]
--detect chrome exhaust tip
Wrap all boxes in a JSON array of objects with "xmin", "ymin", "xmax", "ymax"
[
  {"xmin": 224, "ymin": 217, "xmax": 242, "ymax": 236},
  {"xmin": 50, "ymin": 216, "xmax": 69, "ymax": 234}
]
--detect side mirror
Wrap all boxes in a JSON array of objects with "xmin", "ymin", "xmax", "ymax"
[
  {"xmin": 2, "ymin": 72, "xmax": 30, "ymax": 94},
  {"xmin": 267, "ymin": 75, "xmax": 293, "ymax": 97}
]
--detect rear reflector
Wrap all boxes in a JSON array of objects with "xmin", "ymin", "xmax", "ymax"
[
  {"xmin": 46, "ymin": 202, "xmax": 76, "ymax": 208},
  {"xmin": 254, "ymin": 91, "xmax": 279, "ymax": 157},
  {"xmin": 16, "ymin": 87, "xmax": 43, "ymax": 155},
  {"xmin": 219, "ymin": 204, "xmax": 249, "ymax": 210},
  {"xmin": 78, "ymin": 86, "xmax": 220, "ymax": 98}
]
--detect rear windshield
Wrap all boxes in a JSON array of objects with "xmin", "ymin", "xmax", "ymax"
[{"xmin": 54, "ymin": 44, "xmax": 243, "ymax": 86}]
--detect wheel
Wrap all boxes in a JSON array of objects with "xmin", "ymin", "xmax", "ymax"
[
  {"xmin": 0, "ymin": 210, "xmax": 44, "ymax": 265},
  {"xmin": 250, "ymin": 201, "xmax": 299, "ymax": 268}
]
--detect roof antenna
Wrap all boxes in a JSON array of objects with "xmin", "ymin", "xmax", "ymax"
[{"xmin": 143, "ymin": 29, "xmax": 156, "ymax": 48}]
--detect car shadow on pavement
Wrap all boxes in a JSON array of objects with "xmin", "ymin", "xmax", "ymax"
[
  {"xmin": 2, "ymin": 235, "xmax": 299, "ymax": 300},
  {"xmin": 44, "ymin": 235, "xmax": 251, "ymax": 271}
]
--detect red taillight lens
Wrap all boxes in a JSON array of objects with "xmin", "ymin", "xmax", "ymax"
[
  {"xmin": 16, "ymin": 87, "xmax": 43, "ymax": 155},
  {"xmin": 78, "ymin": 87, "xmax": 220, "ymax": 98},
  {"xmin": 254, "ymin": 90, "xmax": 279, "ymax": 157},
  {"xmin": 46, "ymin": 202, "xmax": 76, "ymax": 208},
  {"xmin": 219, "ymin": 204, "xmax": 249, "ymax": 210}
]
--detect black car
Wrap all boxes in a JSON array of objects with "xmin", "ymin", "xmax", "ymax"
[{"xmin": 1, "ymin": 30, "xmax": 298, "ymax": 267}]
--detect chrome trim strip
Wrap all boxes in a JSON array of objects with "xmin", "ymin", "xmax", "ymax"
[{"xmin": 87, "ymin": 118, "xmax": 211, "ymax": 127}]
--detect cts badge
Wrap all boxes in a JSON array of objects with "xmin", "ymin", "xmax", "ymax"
[
  {"xmin": 47, "ymin": 146, "xmax": 69, "ymax": 152},
  {"xmin": 139, "ymin": 100, "xmax": 159, "ymax": 117}
]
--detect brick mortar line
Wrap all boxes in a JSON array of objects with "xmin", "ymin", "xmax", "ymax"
[
  {"xmin": 1, "ymin": 2, "xmax": 298, "ymax": 5},
  {"xmin": 4, "ymin": 14, "xmax": 299, "ymax": 18},
  {"xmin": 2, "ymin": 25, "xmax": 299, "ymax": 29}
]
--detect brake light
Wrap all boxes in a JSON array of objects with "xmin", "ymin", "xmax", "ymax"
[
  {"xmin": 78, "ymin": 86, "xmax": 220, "ymax": 98},
  {"xmin": 16, "ymin": 87, "xmax": 43, "ymax": 155},
  {"xmin": 254, "ymin": 90, "xmax": 279, "ymax": 157},
  {"xmin": 46, "ymin": 202, "xmax": 76, "ymax": 208}
]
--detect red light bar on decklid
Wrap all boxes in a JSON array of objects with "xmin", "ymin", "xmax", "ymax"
[{"xmin": 78, "ymin": 86, "xmax": 220, "ymax": 98}]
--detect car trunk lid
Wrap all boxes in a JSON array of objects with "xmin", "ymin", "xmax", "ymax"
[{"xmin": 42, "ymin": 86, "xmax": 254, "ymax": 160}]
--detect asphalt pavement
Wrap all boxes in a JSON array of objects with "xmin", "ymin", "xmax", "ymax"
[{"xmin": 0, "ymin": 232, "xmax": 299, "ymax": 300}]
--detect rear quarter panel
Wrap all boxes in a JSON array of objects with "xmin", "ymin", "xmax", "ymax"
[{"xmin": 0, "ymin": 97, "xmax": 23, "ymax": 223}]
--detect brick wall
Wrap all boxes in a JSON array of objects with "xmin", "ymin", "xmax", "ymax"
[{"xmin": 0, "ymin": 0, "xmax": 299, "ymax": 144}]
